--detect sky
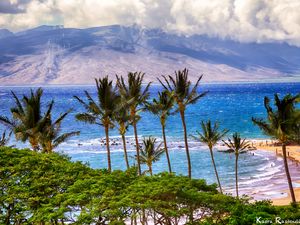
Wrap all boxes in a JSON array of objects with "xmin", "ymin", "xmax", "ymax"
[{"xmin": 0, "ymin": 0, "xmax": 300, "ymax": 46}]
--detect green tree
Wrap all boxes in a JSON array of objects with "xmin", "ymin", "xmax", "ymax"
[
  {"xmin": 145, "ymin": 91, "xmax": 175, "ymax": 173},
  {"xmin": 38, "ymin": 109, "xmax": 80, "ymax": 153},
  {"xmin": 2, "ymin": 147, "xmax": 299, "ymax": 224},
  {"xmin": 0, "ymin": 88, "xmax": 51, "ymax": 151},
  {"xmin": 252, "ymin": 94, "xmax": 300, "ymax": 204},
  {"xmin": 74, "ymin": 77, "xmax": 120, "ymax": 172},
  {"xmin": 192, "ymin": 120, "xmax": 228, "ymax": 193},
  {"xmin": 116, "ymin": 72, "xmax": 151, "ymax": 175},
  {"xmin": 138, "ymin": 137, "xmax": 165, "ymax": 175},
  {"xmin": 222, "ymin": 132, "xmax": 250, "ymax": 198},
  {"xmin": 115, "ymin": 106, "xmax": 131, "ymax": 169},
  {"xmin": 158, "ymin": 68, "xmax": 207, "ymax": 178}
]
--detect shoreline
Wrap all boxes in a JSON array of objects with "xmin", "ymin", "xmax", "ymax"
[{"xmin": 252, "ymin": 140, "xmax": 300, "ymax": 206}]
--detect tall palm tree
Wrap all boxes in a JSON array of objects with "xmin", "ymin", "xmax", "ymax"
[
  {"xmin": 145, "ymin": 91, "xmax": 174, "ymax": 173},
  {"xmin": 191, "ymin": 120, "xmax": 228, "ymax": 193},
  {"xmin": 222, "ymin": 133, "xmax": 250, "ymax": 198},
  {"xmin": 139, "ymin": 137, "xmax": 165, "ymax": 175},
  {"xmin": 114, "ymin": 106, "xmax": 131, "ymax": 169},
  {"xmin": 252, "ymin": 94, "xmax": 300, "ymax": 204},
  {"xmin": 158, "ymin": 68, "xmax": 207, "ymax": 178},
  {"xmin": 38, "ymin": 110, "xmax": 80, "ymax": 153},
  {"xmin": 74, "ymin": 77, "xmax": 120, "ymax": 172},
  {"xmin": 0, "ymin": 88, "xmax": 52, "ymax": 151},
  {"xmin": 116, "ymin": 72, "xmax": 151, "ymax": 175}
]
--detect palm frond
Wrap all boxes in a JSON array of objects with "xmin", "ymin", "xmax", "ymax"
[
  {"xmin": 222, "ymin": 133, "xmax": 250, "ymax": 156},
  {"xmin": 193, "ymin": 120, "xmax": 228, "ymax": 147},
  {"xmin": 253, "ymin": 94, "xmax": 299, "ymax": 142},
  {"xmin": 11, "ymin": 91, "xmax": 24, "ymax": 114},
  {"xmin": 53, "ymin": 131, "xmax": 80, "ymax": 148},
  {"xmin": 0, "ymin": 130, "xmax": 12, "ymax": 147},
  {"xmin": 0, "ymin": 116, "xmax": 16, "ymax": 129},
  {"xmin": 75, "ymin": 113, "xmax": 97, "ymax": 124}
]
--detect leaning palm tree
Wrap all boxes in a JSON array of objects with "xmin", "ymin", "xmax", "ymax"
[
  {"xmin": 158, "ymin": 68, "xmax": 207, "ymax": 178},
  {"xmin": 38, "ymin": 110, "xmax": 80, "ymax": 153},
  {"xmin": 0, "ymin": 130, "xmax": 12, "ymax": 147},
  {"xmin": 191, "ymin": 120, "xmax": 228, "ymax": 193},
  {"xmin": 252, "ymin": 94, "xmax": 300, "ymax": 204},
  {"xmin": 74, "ymin": 77, "xmax": 120, "ymax": 172},
  {"xmin": 145, "ymin": 91, "xmax": 175, "ymax": 173},
  {"xmin": 139, "ymin": 137, "xmax": 165, "ymax": 175},
  {"xmin": 0, "ymin": 88, "xmax": 52, "ymax": 151},
  {"xmin": 116, "ymin": 72, "xmax": 151, "ymax": 175},
  {"xmin": 222, "ymin": 133, "xmax": 250, "ymax": 198},
  {"xmin": 114, "ymin": 106, "xmax": 131, "ymax": 169}
]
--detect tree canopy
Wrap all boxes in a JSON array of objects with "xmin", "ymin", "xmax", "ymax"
[{"xmin": 1, "ymin": 147, "xmax": 299, "ymax": 225}]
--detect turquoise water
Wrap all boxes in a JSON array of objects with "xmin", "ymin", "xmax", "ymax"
[{"xmin": 1, "ymin": 82, "xmax": 300, "ymax": 199}]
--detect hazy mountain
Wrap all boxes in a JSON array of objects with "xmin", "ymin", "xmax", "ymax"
[
  {"xmin": 0, "ymin": 25, "xmax": 299, "ymax": 85},
  {"xmin": 0, "ymin": 29, "xmax": 14, "ymax": 39}
]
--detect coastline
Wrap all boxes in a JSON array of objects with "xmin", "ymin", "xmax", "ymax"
[{"xmin": 252, "ymin": 140, "xmax": 300, "ymax": 206}]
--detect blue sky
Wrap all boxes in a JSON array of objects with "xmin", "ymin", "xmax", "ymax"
[{"xmin": 0, "ymin": 0, "xmax": 300, "ymax": 46}]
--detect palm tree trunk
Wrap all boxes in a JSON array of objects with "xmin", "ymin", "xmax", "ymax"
[
  {"xmin": 105, "ymin": 124, "xmax": 112, "ymax": 172},
  {"xmin": 149, "ymin": 164, "xmax": 153, "ymax": 176},
  {"xmin": 162, "ymin": 124, "xmax": 172, "ymax": 173},
  {"xmin": 235, "ymin": 155, "xmax": 239, "ymax": 198},
  {"xmin": 282, "ymin": 143, "xmax": 296, "ymax": 203},
  {"xmin": 133, "ymin": 121, "xmax": 141, "ymax": 175},
  {"xmin": 209, "ymin": 147, "xmax": 223, "ymax": 194},
  {"xmin": 122, "ymin": 133, "xmax": 130, "ymax": 169},
  {"xmin": 179, "ymin": 109, "xmax": 191, "ymax": 178},
  {"xmin": 29, "ymin": 137, "xmax": 39, "ymax": 152}
]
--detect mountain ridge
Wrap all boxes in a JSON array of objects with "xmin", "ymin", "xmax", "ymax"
[{"xmin": 0, "ymin": 25, "xmax": 299, "ymax": 85}]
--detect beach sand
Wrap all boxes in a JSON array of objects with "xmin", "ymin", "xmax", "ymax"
[{"xmin": 252, "ymin": 141, "xmax": 300, "ymax": 206}]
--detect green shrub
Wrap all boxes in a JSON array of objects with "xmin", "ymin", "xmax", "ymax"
[{"xmin": 1, "ymin": 147, "xmax": 299, "ymax": 225}]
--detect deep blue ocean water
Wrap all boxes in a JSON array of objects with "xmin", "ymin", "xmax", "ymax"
[{"xmin": 1, "ymin": 82, "xmax": 300, "ymax": 199}]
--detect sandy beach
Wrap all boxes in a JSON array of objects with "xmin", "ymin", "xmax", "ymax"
[{"xmin": 252, "ymin": 140, "xmax": 300, "ymax": 206}]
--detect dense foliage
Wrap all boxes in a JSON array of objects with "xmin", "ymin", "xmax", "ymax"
[{"xmin": 1, "ymin": 147, "xmax": 299, "ymax": 225}]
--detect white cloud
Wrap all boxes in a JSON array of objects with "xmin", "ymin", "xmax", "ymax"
[{"xmin": 0, "ymin": 0, "xmax": 300, "ymax": 46}]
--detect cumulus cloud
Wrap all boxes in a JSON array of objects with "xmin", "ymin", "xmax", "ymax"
[{"xmin": 0, "ymin": 0, "xmax": 300, "ymax": 46}]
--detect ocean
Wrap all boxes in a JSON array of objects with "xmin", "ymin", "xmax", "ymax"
[{"xmin": 1, "ymin": 82, "xmax": 300, "ymax": 199}]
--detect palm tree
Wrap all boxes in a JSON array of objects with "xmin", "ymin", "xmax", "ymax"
[
  {"xmin": 191, "ymin": 120, "xmax": 228, "ymax": 193},
  {"xmin": 222, "ymin": 133, "xmax": 250, "ymax": 198},
  {"xmin": 145, "ymin": 91, "xmax": 174, "ymax": 173},
  {"xmin": 139, "ymin": 137, "xmax": 165, "ymax": 175},
  {"xmin": 38, "ymin": 109, "xmax": 80, "ymax": 153},
  {"xmin": 114, "ymin": 106, "xmax": 131, "ymax": 169},
  {"xmin": 116, "ymin": 72, "xmax": 151, "ymax": 175},
  {"xmin": 252, "ymin": 94, "xmax": 300, "ymax": 204},
  {"xmin": 0, "ymin": 131, "xmax": 12, "ymax": 147},
  {"xmin": 0, "ymin": 88, "xmax": 52, "ymax": 151},
  {"xmin": 74, "ymin": 77, "xmax": 120, "ymax": 172},
  {"xmin": 158, "ymin": 68, "xmax": 207, "ymax": 178}
]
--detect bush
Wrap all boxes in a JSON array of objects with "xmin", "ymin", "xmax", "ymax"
[{"xmin": 0, "ymin": 147, "xmax": 299, "ymax": 224}]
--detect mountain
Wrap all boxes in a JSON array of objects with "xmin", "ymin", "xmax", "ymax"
[
  {"xmin": 0, "ymin": 25, "xmax": 299, "ymax": 85},
  {"xmin": 0, "ymin": 29, "xmax": 14, "ymax": 39}
]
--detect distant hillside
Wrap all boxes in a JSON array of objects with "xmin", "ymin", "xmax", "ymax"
[
  {"xmin": 0, "ymin": 25, "xmax": 299, "ymax": 85},
  {"xmin": 0, "ymin": 29, "xmax": 14, "ymax": 39}
]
